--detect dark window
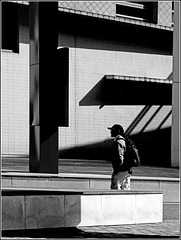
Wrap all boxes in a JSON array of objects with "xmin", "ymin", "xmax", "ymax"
[
  {"xmin": 2, "ymin": 2, "xmax": 19, "ymax": 53},
  {"xmin": 116, "ymin": 1, "xmax": 158, "ymax": 24}
]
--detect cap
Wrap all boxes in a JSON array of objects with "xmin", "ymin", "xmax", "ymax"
[{"xmin": 107, "ymin": 124, "xmax": 124, "ymax": 133}]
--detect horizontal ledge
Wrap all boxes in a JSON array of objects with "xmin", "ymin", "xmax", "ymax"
[
  {"xmin": 1, "ymin": 171, "xmax": 180, "ymax": 182},
  {"xmin": 104, "ymin": 75, "xmax": 172, "ymax": 84},
  {"xmin": 2, "ymin": 187, "xmax": 163, "ymax": 196}
]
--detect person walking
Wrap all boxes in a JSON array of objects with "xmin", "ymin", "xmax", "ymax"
[{"xmin": 108, "ymin": 124, "xmax": 132, "ymax": 190}]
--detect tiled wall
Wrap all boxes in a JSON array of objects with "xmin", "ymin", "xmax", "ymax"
[{"xmin": 1, "ymin": 44, "xmax": 29, "ymax": 156}]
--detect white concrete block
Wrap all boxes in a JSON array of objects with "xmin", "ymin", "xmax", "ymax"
[
  {"xmin": 101, "ymin": 194, "xmax": 136, "ymax": 225},
  {"xmin": 135, "ymin": 194, "xmax": 163, "ymax": 224},
  {"xmin": 78, "ymin": 195, "xmax": 102, "ymax": 226}
]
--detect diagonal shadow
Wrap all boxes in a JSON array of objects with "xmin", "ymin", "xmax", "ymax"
[
  {"xmin": 156, "ymin": 109, "xmax": 172, "ymax": 130},
  {"xmin": 125, "ymin": 105, "xmax": 152, "ymax": 136},
  {"xmin": 139, "ymin": 105, "xmax": 163, "ymax": 133}
]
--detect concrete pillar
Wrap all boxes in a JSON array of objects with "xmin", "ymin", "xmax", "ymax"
[
  {"xmin": 29, "ymin": 2, "xmax": 58, "ymax": 173},
  {"xmin": 171, "ymin": 2, "xmax": 180, "ymax": 167}
]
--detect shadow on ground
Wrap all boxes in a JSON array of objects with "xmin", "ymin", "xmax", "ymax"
[{"xmin": 2, "ymin": 227, "xmax": 179, "ymax": 238}]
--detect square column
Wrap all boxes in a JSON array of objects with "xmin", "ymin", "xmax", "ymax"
[
  {"xmin": 29, "ymin": 2, "xmax": 58, "ymax": 173},
  {"xmin": 171, "ymin": 2, "xmax": 180, "ymax": 167}
]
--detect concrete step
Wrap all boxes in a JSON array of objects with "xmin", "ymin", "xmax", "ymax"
[
  {"xmin": 2, "ymin": 187, "xmax": 163, "ymax": 230},
  {"xmin": 2, "ymin": 171, "xmax": 179, "ymax": 203}
]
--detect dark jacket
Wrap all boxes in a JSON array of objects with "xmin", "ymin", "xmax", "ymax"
[{"xmin": 112, "ymin": 135, "xmax": 130, "ymax": 174}]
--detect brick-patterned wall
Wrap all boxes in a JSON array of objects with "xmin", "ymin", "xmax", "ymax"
[{"xmin": 1, "ymin": 44, "xmax": 29, "ymax": 156}]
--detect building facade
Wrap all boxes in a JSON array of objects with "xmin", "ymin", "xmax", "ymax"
[{"xmin": 1, "ymin": 1, "xmax": 178, "ymax": 167}]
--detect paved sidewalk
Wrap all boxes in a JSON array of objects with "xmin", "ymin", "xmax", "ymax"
[
  {"xmin": 78, "ymin": 220, "xmax": 180, "ymax": 238},
  {"xmin": 1, "ymin": 220, "xmax": 180, "ymax": 239},
  {"xmin": 1, "ymin": 157, "xmax": 180, "ymax": 179}
]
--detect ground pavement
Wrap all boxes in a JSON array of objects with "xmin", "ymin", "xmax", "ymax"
[
  {"xmin": 1, "ymin": 220, "xmax": 180, "ymax": 238},
  {"xmin": 1, "ymin": 157, "xmax": 180, "ymax": 178}
]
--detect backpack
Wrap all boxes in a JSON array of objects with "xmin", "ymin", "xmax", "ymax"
[{"xmin": 124, "ymin": 137, "xmax": 140, "ymax": 168}]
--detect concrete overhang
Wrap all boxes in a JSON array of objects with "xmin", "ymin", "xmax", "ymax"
[{"xmin": 79, "ymin": 75, "xmax": 172, "ymax": 107}]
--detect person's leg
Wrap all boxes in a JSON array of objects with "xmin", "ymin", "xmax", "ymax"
[
  {"xmin": 121, "ymin": 174, "xmax": 131, "ymax": 190},
  {"xmin": 110, "ymin": 173, "xmax": 118, "ymax": 189},
  {"xmin": 111, "ymin": 171, "xmax": 130, "ymax": 190}
]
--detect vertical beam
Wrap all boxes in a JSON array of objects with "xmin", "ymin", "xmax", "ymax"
[
  {"xmin": 29, "ymin": 2, "xmax": 58, "ymax": 173},
  {"xmin": 171, "ymin": 2, "xmax": 180, "ymax": 167},
  {"xmin": 2, "ymin": 2, "xmax": 19, "ymax": 53},
  {"xmin": 57, "ymin": 47, "xmax": 69, "ymax": 127}
]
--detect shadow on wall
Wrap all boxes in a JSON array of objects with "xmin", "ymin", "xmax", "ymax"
[
  {"xmin": 130, "ymin": 127, "xmax": 171, "ymax": 167},
  {"xmin": 59, "ymin": 138, "xmax": 112, "ymax": 161},
  {"xmin": 59, "ymin": 127, "xmax": 171, "ymax": 167}
]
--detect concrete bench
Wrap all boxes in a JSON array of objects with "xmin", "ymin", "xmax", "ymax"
[{"xmin": 2, "ymin": 187, "xmax": 163, "ymax": 230}]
